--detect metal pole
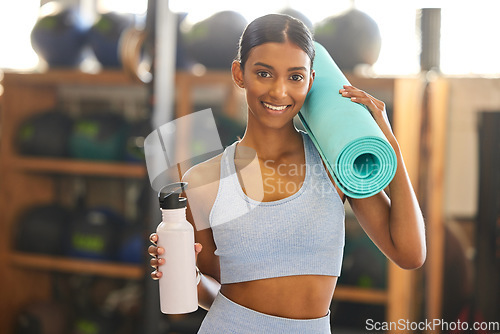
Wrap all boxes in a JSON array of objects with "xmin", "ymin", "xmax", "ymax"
[{"xmin": 144, "ymin": 1, "xmax": 178, "ymax": 333}]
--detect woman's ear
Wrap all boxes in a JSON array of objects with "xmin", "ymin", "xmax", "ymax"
[
  {"xmin": 232, "ymin": 60, "xmax": 245, "ymax": 88},
  {"xmin": 307, "ymin": 69, "xmax": 315, "ymax": 93}
]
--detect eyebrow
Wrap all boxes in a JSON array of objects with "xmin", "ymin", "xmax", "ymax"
[{"xmin": 253, "ymin": 62, "xmax": 307, "ymax": 72}]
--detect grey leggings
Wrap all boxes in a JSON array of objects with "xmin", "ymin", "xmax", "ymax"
[{"xmin": 197, "ymin": 292, "xmax": 332, "ymax": 334}]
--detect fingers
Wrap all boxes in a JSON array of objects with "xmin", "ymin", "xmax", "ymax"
[
  {"xmin": 151, "ymin": 270, "xmax": 163, "ymax": 280},
  {"xmin": 339, "ymin": 85, "xmax": 385, "ymax": 113},
  {"xmin": 149, "ymin": 235, "xmax": 165, "ymax": 279},
  {"xmin": 195, "ymin": 242, "xmax": 203, "ymax": 255},
  {"xmin": 150, "ymin": 257, "xmax": 165, "ymax": 268},
  {"xmin": 339, "ymin": 85, "xmax": 372, "ymax": 101},
  {"xmin": 148, "ymin": 244, "xmax": 164, "ymax": 257},
  {"xmin": 194, "ymin": 242, "xmax": 203, "ymax": 263},
  {"xmin": 339, "ymin": 85, "xmax": 394, "ymax": 138},
  {"xmin": 149, "ymin": 240, "xmax": 203, "ymax": 281}
]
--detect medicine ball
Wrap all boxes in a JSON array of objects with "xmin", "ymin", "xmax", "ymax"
[
  {"xmin": 14, "ymin": 204, "xmax": 70, "ymax": 255},
  {"xmin": 69, "ymin": 112, "xmax": 128, "ymax": 161},
  {"xmin": 314, "ymin": 8, "xmax": 382, "ymax": 71},
  {"xmin": 30, "ymin": 2, "xmax": 89, "ymax": 67},
  {"xmin": 118, "ymin": 225, "xmax": 144, "ymax": 264},
  {"xmin": 71, "ymin": 311, "xmax": 117, "ymax": 334},
  {"xmin": 16, "ymin": 110, "xmax": 73, "ymax": 157},
  {"xmin": 183, "ymin": 11, "xmax": 247, "ymax": 69},
  {"xmin": 278, "ymin": 8, "xmax": 313, "ymax": 31},
  {"xmin": 66, "ymin": 207, "xmax": 125, "ymax": 261},
  {"xmin": 213, "ymin": 111, "xmax": 245, "ymax": 148},
  {"xmin": 88, "ymin": 12, "xmax": 134, "ymax": 68}
]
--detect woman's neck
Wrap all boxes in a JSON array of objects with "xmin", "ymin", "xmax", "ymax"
[{"xmin": 238, "ymin": 118, "xmax": 303, "ymax": 162}]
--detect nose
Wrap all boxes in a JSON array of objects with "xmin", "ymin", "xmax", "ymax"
[{"xmin": 269, "ymin": 77, "xmax": 287, "ymax": 100}]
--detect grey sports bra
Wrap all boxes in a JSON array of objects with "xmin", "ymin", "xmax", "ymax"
[{"xmin": 209, "ymin": 131, "xmax": 345, "ymax": 284}]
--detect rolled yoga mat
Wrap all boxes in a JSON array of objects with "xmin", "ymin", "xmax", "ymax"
[{"xmin": 298, "ymin": 42, "xmax": 397, "ymax": 198}]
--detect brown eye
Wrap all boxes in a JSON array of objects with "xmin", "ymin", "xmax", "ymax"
[
  {"xmin": 257, "ymin": 71, "xmax": 271, "ymax": 78},
  {"xmin": 290, "ymin": 74, "xmax": 304, "ymax": 81}
]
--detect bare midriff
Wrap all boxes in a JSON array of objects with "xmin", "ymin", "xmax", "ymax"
[{"xmin": 220, "ymin": 275, "xmax": 338, "ymax": 319}]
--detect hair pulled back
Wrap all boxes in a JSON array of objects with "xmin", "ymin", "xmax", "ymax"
[{"xmin": 236, "ymin": 14, "xmax": 315, "ymax": 72}]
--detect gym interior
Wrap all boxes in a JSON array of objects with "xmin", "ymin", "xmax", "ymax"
[{"xmin": 0, "ymin": 1, "xmax": 499, "ymax": 333}]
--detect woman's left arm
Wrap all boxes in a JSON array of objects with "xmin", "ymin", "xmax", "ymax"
[{"xmin": 340, "ymin": 85, "xmax": 426, "ymax": 270}]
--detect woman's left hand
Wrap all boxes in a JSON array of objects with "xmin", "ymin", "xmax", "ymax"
[{"xmin": 339, "ymin": 85, "xmax": 396, "ymax": 145}]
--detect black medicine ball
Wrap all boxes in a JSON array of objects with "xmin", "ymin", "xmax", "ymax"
[
  {"xmin": 16, "ymin": 110, "xmax": 73, "ymax": 157},
  {"xmin": 183, "ymin": 11, "xmax": 247, "ymax": 69},
  {"xmin": 66, "ymin": 207, "xmax": 124, "ymax": 261},
  {"xmin": 30, "ymin": 3, "xmax": 89, "ymax": 67},
  {"xmin": 314, "ymin": 9, "xmax": 382, "ymax": 71},
  {"xmin": 15, "ymin": 204, "xmax": 71, "ymax": 255}
]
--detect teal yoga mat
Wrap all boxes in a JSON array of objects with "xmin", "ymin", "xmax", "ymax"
[{"xmin": 298, "ymin": 42, "xmax": 397, "ymax": 198}]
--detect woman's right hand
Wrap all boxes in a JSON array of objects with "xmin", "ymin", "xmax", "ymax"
[{"xmin": 148, "ymin": 233, "xmax": 203, "ymax": 280}]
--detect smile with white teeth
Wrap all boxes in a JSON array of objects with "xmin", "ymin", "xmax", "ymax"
[{"xmin": 262, "ymin": 102, "xmax": 289, "ymax": 111}]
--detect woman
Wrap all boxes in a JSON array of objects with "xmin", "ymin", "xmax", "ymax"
[{"xmin": 149, "ymin": 13, "xmax": 426, "ymax": 333}]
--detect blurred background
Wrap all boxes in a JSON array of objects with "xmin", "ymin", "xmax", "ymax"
[{"xmin": 0, "ymin": 0, "xmax": 498, "ymax": 333}]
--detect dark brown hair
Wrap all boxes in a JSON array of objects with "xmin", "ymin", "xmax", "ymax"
[{"xmin": 236, "ymin": 14, "xmax": 315, "ymax": 72}]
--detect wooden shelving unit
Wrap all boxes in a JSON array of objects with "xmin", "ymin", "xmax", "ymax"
[
  {"xmin": 9, "ymin": 157, "xmax": 146, "ymax": 177},
  {"xmin": 10, "ymin": 252, "xmax": 144, "ymax": 279},
  {"xmin": 0, "ymin": 70, "xmax": 149, "ymax": 334}
]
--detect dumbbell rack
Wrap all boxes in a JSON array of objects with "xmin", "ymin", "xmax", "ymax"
[{"xmin": 0, "ymin": 70, "xmax": 149, "ymax": 334}]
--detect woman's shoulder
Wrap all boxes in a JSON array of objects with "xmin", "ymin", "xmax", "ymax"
[
  {"xmin": 181, "ymin": 151, "xmax": 225, "ymax": 223},
  {"xmin": 182, "ymin": 151, "xmax": 223, "ymax": 187}
]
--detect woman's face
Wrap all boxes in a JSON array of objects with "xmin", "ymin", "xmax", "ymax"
[{"xmin": 232, "ymin": 41, "xmax": 315, "ymax": 129}]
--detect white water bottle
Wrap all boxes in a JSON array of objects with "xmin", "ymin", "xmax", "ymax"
[{"xmin": 156, "ymin": 182, "xmax": 198, "ymax": 314}]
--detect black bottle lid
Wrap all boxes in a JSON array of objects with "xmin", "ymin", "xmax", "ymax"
[{"xmin": 158, "ymin": 182, "xmax": 188, "ymax": 209}]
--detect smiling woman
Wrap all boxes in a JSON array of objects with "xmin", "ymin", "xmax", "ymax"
[{"xmin": 148, "ymin": 12, "xmax": 426, "ymax": 334}]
